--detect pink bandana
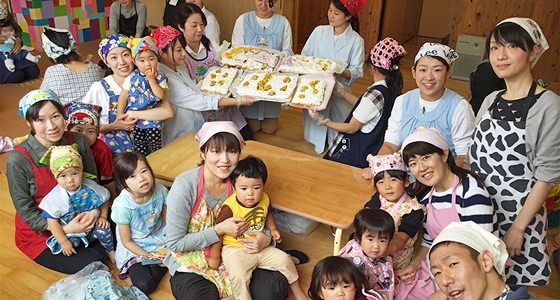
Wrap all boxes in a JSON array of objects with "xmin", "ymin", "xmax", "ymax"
[
  {"xmin": 370, "ymin": 37, "xmax": 407, "ymax": 71},
  {"xmin": 367, "ymin": 153, "xmax": 406, "ymax": 177}
]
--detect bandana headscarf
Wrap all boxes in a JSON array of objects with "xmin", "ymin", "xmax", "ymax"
[
  {"xmin": 98, "ymin": 34, "xmax": 130, "ymax": 63},
  {"xmin": 0, "ymin": 2, "xmax": 8, "ymax": 20},
  {"xmin": 370, "ymin": 37, "xmax": 407, "ymax": 71},
  {"xmin": 151, "ymin": 26, "xmax": 181, "ymax": 51},
  {"xmin": 128, "ymin": 36, "xmax": 158, "ymax": 58},
  {"xmin": 367, "ymin": 153, "xmax": 406, "ymax": 177},
  {"xmin": 195, "ymin": 121, "xmax": 245, "ymax": 149},
  {"xmin": 18, "ymin": 89, "xmax": 61, "ymax": 117},
  {"xmin": 64, "ymin": 102, "xmax": 101, "ymax": 127},
  {"xmin": 429, "ymin": 221, "xmax": 509, "ymax": 276},
  {"xmin": 401, "ymin": 127, "xmax": 448, "ymax": 153},
  {"xmin": 41, "ymin": 27, "xmax": 76, "ymax": 59},
  {"xmin": 40, "ymin": 144, "xmax": 95, "ymax": 179},
  {"xmin": 340, "ymin": 0, "xmax": 366, "ymax": 17},
  {"xmin": 497, "ymin": 17, "xmax": 549, "ymax": 68},
  {"xmin": 414, "ymin": 43, "xmax": 459, "ymax": 66}
]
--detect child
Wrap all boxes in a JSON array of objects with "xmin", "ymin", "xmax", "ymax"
[
  {"xmin": 111, "ymin": 152, "xmax": 167, "ymax": 295},
  {"xmin": 0, "ymin": 18, "xmax": 40, "ymax": 83},
  {"xmin": 117, "ymin": 36, "xmax": 170, "ymax": 156},
  {"xmin": 37, "ymin": 144, "xmax": 114, "ymax": 262},
  {"xmin": 339, "ymin": 208, "xmax": 395, "ymax": 299},
  {"xmin": 65, "ymin": 102, "xmax": 114, "ymax": 187},
  {"xmin": 209, "ymin": 156, "xmax": 308, "ymax": 300},
  {"xmin": 364, "ymin": 153, "xmax": 434, "ymax": 299},
  {"xmin": 308, "ymin": 256, "xmax": 369, "ymax": 300}
]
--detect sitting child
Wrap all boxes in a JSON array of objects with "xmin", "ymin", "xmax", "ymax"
[
  {"xmin": 65, "ymin": 102, "xmax": 114, "ymax": 187},
  {"xmin": 209, "ymin": 156, "xmax": 308, "ymax": 300},
  {"xmin": 339, "ymin": 208, "xmax": 396, "ymax": 299},
  {"xmin": 365, "ymin": 153, "xmax": 434, "ymax": 299},
  {"xmin": 117, "ymin": 36, "xmax": 170, "ymax": 156},
  {"xmin": 0, "ymin": 19, "xmax": 40, "ymax": 83},
  {"xmin": 111, "ymin": 152, "xmax": 168, "ymax": 295},
  {"xmin": 37, "ymin": 144, "xmax": 114, "ymax": 262}
]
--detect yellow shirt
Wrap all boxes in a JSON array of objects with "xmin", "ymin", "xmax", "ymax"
[{"xmin": 221, "ymin": 192, "xmax": 270, "ymax": 247}]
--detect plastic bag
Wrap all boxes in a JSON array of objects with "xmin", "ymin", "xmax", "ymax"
[
  {"xmin": 272, "ymin": 208, "xmax": 319, "ymax": 238},
  {"xmin": 42, "ymin": 261, "xmax": 148, "ymax": 300}
]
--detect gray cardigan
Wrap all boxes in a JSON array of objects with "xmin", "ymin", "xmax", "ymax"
[{"xmin": 109, "ymin": 1, "xmax": 147, "ymax": 36}]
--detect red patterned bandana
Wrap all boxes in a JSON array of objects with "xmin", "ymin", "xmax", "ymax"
[
  {"xmin": 151, "ymin": 25, "xmax": 182, "ymax": 51},
  {"xmin": 340, "ymin": 0, "xmax": 366, "ymax": 17}
]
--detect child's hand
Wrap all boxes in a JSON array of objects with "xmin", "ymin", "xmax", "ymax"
[
  {"xmin": 271, "ymin": 229, "xmax": 282, "ymax": 243},
  {"xmin": 96, "ymin": 216, "xmax": 110, "ymax": 228},
  {"xmin": 207, "ymin": 257, "xmax": 221, "ymax": 270},
  {"xmin": 61, "ymin": 240, "xmax": 77, "ymax": 256},
  {"xmin": 395, "ymin": 264, "xmax": 418, "ymax": 285},
  {"xmin": 145, "ymin": 67, "xmax": 157, "ymax": 80}
]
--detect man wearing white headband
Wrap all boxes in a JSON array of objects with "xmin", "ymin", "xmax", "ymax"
[{"xmin": 429, "ymin": 221, "xmax": 535, "ymax": 300}]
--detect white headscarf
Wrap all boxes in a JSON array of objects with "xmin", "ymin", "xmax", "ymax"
[
  {"xmin": 41, "ymin": 27, "xmax": 76, "ymax": 59},
  {"xmin": 496, "ymin": 17, "xmax": 549, "ymax": 68},
  {"xmin": 414, "ymin": 42, "xmax": 459, "ymax": 66}
]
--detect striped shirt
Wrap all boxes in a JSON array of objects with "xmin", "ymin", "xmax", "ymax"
[{"xmin": 420, "ymin": 173, "xmax": 496, "ymax": 247}]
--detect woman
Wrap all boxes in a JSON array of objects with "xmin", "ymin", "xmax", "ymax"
[
  {"xmin": 109, "ymin": 0, "xmax": 146, "ymax": 38},
  {"xmin": 231, "ymin": 0, "xmax": 293, "ymax": 134},
  {"xmin": 152, "ymin": 25, "xmax": 256, "ymax": 144},
  {"xmin": 309, "ymin": 37, "xmax": 406, "ymax": 168},
  {"xmin": 6, "ymin": 89, "xmax": 105, "ymax": 274},
  {"xmin": 164, "ymin": 121, "xmax": 288, "ymax": 299},
  {"xmin": 40, "ymin": 27, "xmax": 104, "ymax": 104},
  {"xmin": 364, "ymin": 42, "xmax": 475, "ymax": 179},
  {"xmin": 469, "ymin": 17, "xmax": 559, "ymax": 287},
  {"xmin": 82, "ymin": 34, "xmax": 172, "ymax": 157},
  {"xmin": 398, "ymin": 128, "xmax": 495, "ymax": 295},
  {"xmin": 302, "ymin": 0, "xmax": 365, "ymax": 154}
]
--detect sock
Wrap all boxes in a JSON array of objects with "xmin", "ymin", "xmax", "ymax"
[
  {"xmin": 4, "ymin": 58, "xmax": 15, "ymax": 72},
  {"xmin": 25, "ymin": 52, "xmax": 41, "ymax": 63}
]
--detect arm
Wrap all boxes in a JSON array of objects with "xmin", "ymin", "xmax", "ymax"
[
  {"xmin": 127, "ymin": 95, "xmax": 174, "ymax": 121},
  {"xmin": 118, "ymin": 224, "xmax": 150, "ymax": 257},
  {"xmin": 117, "ymin": 90, "xmax": 129, "ymax": 117},
  {"xmin": 281, "ymin": 17, "xmax": 293, "ymax": 54},
  {"xmin": 207, "ymin": 205, "xmax": 234, "ymax": 270},
  {"xmin": 96, "ymin": 202, "xmax": 110, "ymax": 228},
  {"xmin": 450, "ymin": 99, "xmax": 475, "ymax": 166},
  {"xmin": 146, "ymin": 70, "xmax": 166, "ymax": 100},
  {"xmin": 109, "ymin": 3, "xmax": 119, "ymax": 35},
  {"xmin": 324, "ymin": 117, "xmax": 363, "ymax": 135},
  {"xmin": 230, "ymin": 16, "xmax": 244, "ymax": 47},
  {"xmin": 46, "ymin": 218, "xmax": 76, "ymax": 256},
  {"xmin": 265, "ymin": 212, "xmax": 281, "ymax": 243},
  {"xmin": 136, "ymin": 3, "xmax": 147, "ymax": 38},
  {"xmin": 335, "ymin": 82, "xmax": 359, "ymax": 106},
  {"xmin": 385, "ymin": 232, "xmax": 411, "ymax": 256},
  {"xmin": 338, "ymin": 35, "xmax": 364, "ymax": 85},
  {"xmin": 396, "ymin": 245, "xmax": 429, "ymax": 284}
]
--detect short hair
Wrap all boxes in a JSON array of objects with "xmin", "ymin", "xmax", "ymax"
[
  {"xmin": 413, "ymin": 55, "xmax": 450, "ymax": 71},
  {"xmin": 486, "ymin": 21, "xmax": 536, "ymax": 56},
  {"xmin": 200, "ymin": 132, "xmax": 241, "ymax": 155},
  {"xmin": 353, "ymin": 208, "xmax": 395, "ymax": 242},
  {"xmin": 113, "ymin": 152, "xmax": 154, "ymax": 191},
  {"xmin": 308, "ymin": 256, "xmax": 367, "ymax": 300},
  {"xmin": 231, "ymin": 156, "xmax": 268, "ymax": 186},
  {"xmin": 25, "ymin": 100, "xmax": 66, "ymax": 123},
  {"xmin": 373, "ymin": 169, "xmax": 408, "ymax": 185}
]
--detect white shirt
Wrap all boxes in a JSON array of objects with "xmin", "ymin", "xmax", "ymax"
[
  {"xmin": 82, "ymin": 75, "xmax": 122, "ymax": 125},
  {"xmin": 352, "ymin": 80, "xmax": 387, "ymax": 133},
  {"xmin": 202, "ymin": 7, "xmax": 220, "ymax": 49}
]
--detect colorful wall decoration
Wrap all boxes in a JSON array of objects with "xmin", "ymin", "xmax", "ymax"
[{"xmin": 10, "ymin": 0, "xmax": 112, "ymax": 50}]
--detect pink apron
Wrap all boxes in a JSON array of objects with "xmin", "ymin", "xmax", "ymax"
[{"xmin": 425, "ymin": 175, "xmax": 461, "ymax": 240}]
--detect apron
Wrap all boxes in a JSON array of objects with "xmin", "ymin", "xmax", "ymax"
[
  {"xmin": 383, "ymin": 195, "xmax": 434, "ymax": 299},
  {"xmin": 171, "ymin": 167, "xmax": 233, "ymax": 297},
  {"xmin": 100, "ymin": 78, "xmax": 134, "ymax": 157},
  {"xmin": 13, "ymin": 133, "xmax": 74, "ymax": 259},
  {"xmin": 469, "ymin": 82, "xmax": 550, "ymax": 286},
  {"xmin": 426, "ymin": 175, "xmax": 461, "ymax": 240},
  {"xmin": 119, "ymin": 1, "xmax": 139, "ymax": 37}
]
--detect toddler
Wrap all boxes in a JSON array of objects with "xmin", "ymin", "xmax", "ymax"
[
  {"xmin": 111, "ymin": 152, "xmax": 167, "ymax": 295},
  {"xmin": 308, "ymin": 256, "xmax": 377, "ymax": 300},
  {"xmin": 0, "ymin": 19, "xmax": 40, "ymax": 72},
  {"xmin": 37, "ymin": 144, "xmax": 114, "ymax": 261},
  {"xmin": 117, "ymin": 36, "xmax": 169, "ymax": 156},
  {"xmin": 65, "ymin": 102, "xmax": 114, "ymax": 186},
  {"xmin": 365, "ymin": 153, "xmax": 433, "ymax": 299},
  {"xmin": 339, "ymin": 208, "xmax": 396, "ymax": 299},
  {"xmin": 210, "ymin": 156, "xmax": 308, "ymax": 300}
]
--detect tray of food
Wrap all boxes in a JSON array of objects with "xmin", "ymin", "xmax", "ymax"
[
  {"xmin": 289, "ymin": 74, "xmax": 335, "ymax": 111},
  {"xmin": 220, "ymin": 45, "xmax": 281, "ymax": 72},
  {"xmin": 234, "ymin": 71, "xmax": 299, "ymax": 102},
  {"xmin": 276, "ymin": 54, "xmax": 346, "ymax": 74},
  {"xmin": 197, "ymin": 66, "xmax": 239, "ymax": 97}
]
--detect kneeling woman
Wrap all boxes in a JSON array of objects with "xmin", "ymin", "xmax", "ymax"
[
  {"xmin": 164, "ymin": 121, "xmax": 288, "ymax": 299},
  {"xmin": 310, "ymin": 37, "xmax": 406, "ymax": 168}
]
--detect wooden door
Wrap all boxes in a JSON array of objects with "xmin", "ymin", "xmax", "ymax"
[{"xmin": 381, "ymin": 0, "xmax": 423, "ymax": 43}]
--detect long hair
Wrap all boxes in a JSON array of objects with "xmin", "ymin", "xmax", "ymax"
[
  {"xmin": 199, "ymin": 132, "xmax": 242, "ymax": 165},
  {"xmin": 366, "ymin": 55, "xmax": 404, "ymax": 97},
  {"xmin": 176, "ymin": 2, "xmax": 211, "ymax": 50},
  {"xmin": 161, "ymin": 34, "xmax": 187, "ymax": 65}
]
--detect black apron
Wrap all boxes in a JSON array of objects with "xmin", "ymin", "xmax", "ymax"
[{"xmin": 119, "ymin": 1, "xmax": 140, "ymax": 37}]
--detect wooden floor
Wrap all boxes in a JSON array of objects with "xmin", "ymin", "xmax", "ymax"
[{"xmin": 0, "ymin": 37, "xmax": 559, "ymax": 299}]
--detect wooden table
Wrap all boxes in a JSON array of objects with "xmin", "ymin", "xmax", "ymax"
[{"xmin": 147, "ymin": 132, "xmax": 373, "ymax": 254}]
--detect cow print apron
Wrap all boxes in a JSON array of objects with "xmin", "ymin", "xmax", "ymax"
[{"xmin": 469, "ymin": 82, "xmax": 550, "ymax": 286}]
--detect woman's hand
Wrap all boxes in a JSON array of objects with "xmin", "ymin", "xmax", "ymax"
[
  {"xmin": 214, "ymin": 217, "xmax": 249, "ymax": 237},
  {"xmin": 237, "ymin": 95, "xmax": 258, "ymax": 107},
  {"xmin": 238, "ymin": 231, "xmax": 271, "ymax": 254},
  {"xmin": 112, "ymin": 113, "xmax": 137, "ymax": 131},
  {"xmin": 308, "ymin": 109, "xmax": 329, "ymax": 126},
  {"xmin": 64, "ymin": 212, "xmax": 97, "ymax": 234},
  {"xmin": 503, "ymin": 226, "xmax": 525, "ymax": 257}
]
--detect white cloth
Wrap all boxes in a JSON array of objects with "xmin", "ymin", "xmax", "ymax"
[
  {"xmin": 384, "ymin": 91, "xmax": 475, "ymax": 156},
  {"xmin": 202, "ymin": 7, "xmax": 220, "ymax": 49},
  {"xmin": 82, "ymin": 75, "xmax": 122, "ymax": 125},
  {"xmin": 38, "ymin": 178, "xmax": 110, "ymax": 218},
  {"xmin": 352, "ymin": 80, "xmax": 386, "ymax": 133},
  {"xmin": 496, "ymin": 17, "xmax": 549, "ymax": 68},
  {"xmin": 158, "ymin": 63, "xmax": 220, "ymax": 145},
  {"xmin": 231, "ymin": 13, "xmax": 293, "ymax": 53},
  {"xmin": 429, "ymin": 221, "xmax": 508, "ymax": 276}
]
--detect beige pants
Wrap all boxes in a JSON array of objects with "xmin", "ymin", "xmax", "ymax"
[{"xmin": 222, "ymin": 245, "xmax": 299, "ymax": 300}]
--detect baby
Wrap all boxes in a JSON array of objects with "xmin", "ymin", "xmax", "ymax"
[{"xmin": 0, "ymin": 19, "xmax": 40, "ymax": 72}]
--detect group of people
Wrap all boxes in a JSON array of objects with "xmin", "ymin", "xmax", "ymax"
[{"xmin": 4, "ymin": 0, "xmax": 560, "ymax": 299}]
